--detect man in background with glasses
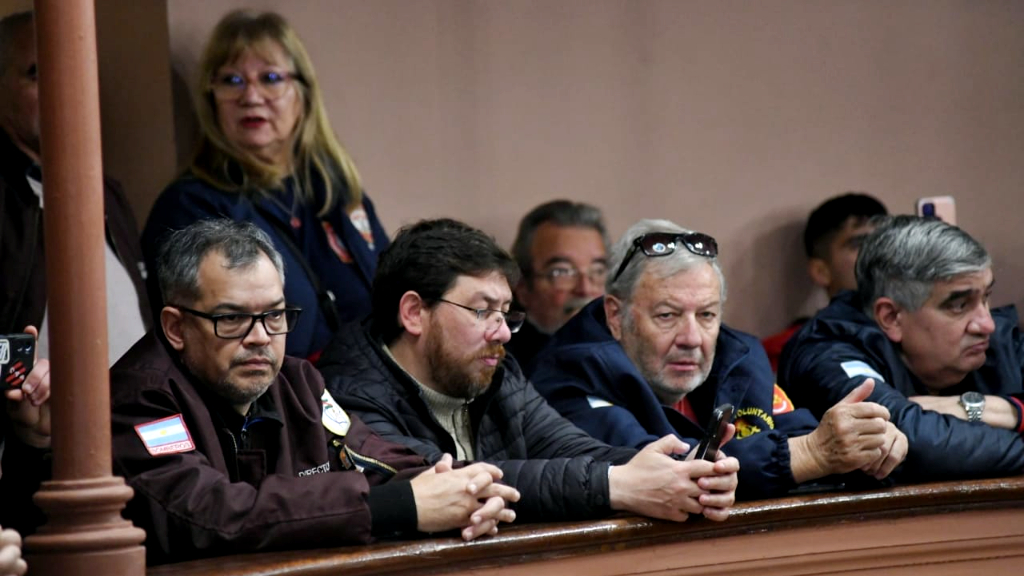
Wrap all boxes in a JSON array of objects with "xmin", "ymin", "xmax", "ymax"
[
  {"xmin": 320, "ymin": 218, "xmax": 740, "ymax": 526},
  {"xmin": 529, "ymin": 219, "xmax": 907, "ymax": 499},
  {"xmin": 508, "ymin": 200, "xmax": 610, "ymax": 367},
  {"xmin": 110, "ymin": 220, "xmax": 519, "ymax": 564}
]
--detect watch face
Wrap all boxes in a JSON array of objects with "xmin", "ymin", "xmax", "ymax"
[{"xmin": 962, "ymin": 391, "xmax": 985, "ymax": 406}]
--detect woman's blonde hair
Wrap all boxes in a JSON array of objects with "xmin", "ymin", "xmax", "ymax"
[{"xmin": 191, "ymin": 9, "xmax": 363, "ymax": 213}]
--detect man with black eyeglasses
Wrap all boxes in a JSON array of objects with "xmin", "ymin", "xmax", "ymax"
[
  {"xmin": 319, "ymin": 218, "xmax": 740, "ymax": 525},
  {"xmin": 110, "ymin": 219, "xmax": 520, "ymax": 564},
  {"xmin": 528, "ymin": 218, "xmax": 908, "ymax": 499},
  {"xmin": 507, "ymin": 200, "xmax": 610, "ymax": 367}
]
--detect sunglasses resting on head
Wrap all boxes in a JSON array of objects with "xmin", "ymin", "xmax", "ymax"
[{"xmin": 611, "ymin": 232, "xmax": 719, "ymax": 282}]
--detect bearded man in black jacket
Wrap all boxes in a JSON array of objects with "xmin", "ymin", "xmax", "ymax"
[{"xmin": 318, "ymin": 218, "xmax": 739, "ymax": 524}]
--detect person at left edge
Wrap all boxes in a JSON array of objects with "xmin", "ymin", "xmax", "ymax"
[
  {"xmin": 142, "ymin": 10, "xmax": 388, "ymax": 360},
  {"xmin": 113, "ymin": 219, "xmax": 518, "ymax": 564}
]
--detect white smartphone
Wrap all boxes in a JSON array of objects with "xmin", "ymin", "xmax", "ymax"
[{"xmin": 915, "ymin": 196, "xmax": 956, "ymax": 226}]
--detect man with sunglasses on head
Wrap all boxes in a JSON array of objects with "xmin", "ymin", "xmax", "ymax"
[
  {"xmin": 508, "ymin": 200, "xmax": 610, "ymax": 368},
  {"xmin": 319, "ymin": 218, "xmax": 740, "ymax": 525},
  {"xmin": 529, "ymin": 219, "xmax": 908, "ymax": 499},
  {"xmin": 110, "ymin": 220, "xmax": 520, "ymax": 564}
]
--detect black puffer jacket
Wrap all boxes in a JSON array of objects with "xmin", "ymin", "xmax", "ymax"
[{"xmin": 318, "ymin": 322, "xmax": 639, "ymax": 522}]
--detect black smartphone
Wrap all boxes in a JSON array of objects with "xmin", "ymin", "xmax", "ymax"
[
  {"xmin": 693, "ymin": 403, "xmax": 734, "ymax": 461},
  {"xmin": 0, "ymin": 333, "xmax": 35, "ymax": 391}
]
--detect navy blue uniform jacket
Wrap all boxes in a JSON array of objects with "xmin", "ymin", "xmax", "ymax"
[
  {"xmin": 779, "ymin": 291, "xmax": 1024, "ymax": 481},
  {"xmin": 142, "ymin": 174, "xmax": 388, "ymax": 359},
  {"xmin": 528, "ymin": 299, "xmax": 820, "ymax": 500}
]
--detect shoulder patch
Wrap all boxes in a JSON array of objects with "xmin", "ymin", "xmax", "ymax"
[
  {"xmin": 734, "ymin": 406, "xmax": 775, "ymax": 439},
  {"xmin": 321, "ymin": 389, "xmax": 351, "ymax": 437},
  {"xmin": 772, "ymin": 383, "xmax": 794, "ymax": 415},
  {"xmin": 840, "ymin": 360, "xmax": 885, "ymax": 383},
  {"xmin": 587, "ymin": 395, "xmax": 614, "ymax": 409},
  {"xmin": 134, "ymin": 414, "xmax": 195, "ymax": 456}
]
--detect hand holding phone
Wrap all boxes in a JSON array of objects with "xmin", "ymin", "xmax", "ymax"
[
  {"xmin": 0, "ymin": 333, "xmax": 35, "ymax": 391},
  {"xmin": 694, "ymin": 403, "xmax": 735, "ymax": 461}
]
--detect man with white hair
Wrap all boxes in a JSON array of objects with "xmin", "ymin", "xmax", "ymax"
[
  {"xmin": 529, "ymin": 219, "xmax": 907, "ymax": 498},
  {"xmin": 780, "ymin": 215, "xmax": 1024, "ymax": 479}
]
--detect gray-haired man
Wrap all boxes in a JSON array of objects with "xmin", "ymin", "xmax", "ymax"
[{"xmin": 780, "ymin": 215, "xmax": 1024, "ymax": 480}]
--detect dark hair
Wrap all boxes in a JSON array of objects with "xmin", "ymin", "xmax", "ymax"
[
  {"xmin": 803, "ymin": 192, "xmax": 887, "ymax": 259},
  {"xmin": 510, "ymin": 199, "xmax": 609, "ymax": 276},
  {"xmin": 371, "ymin": 218, "xmax": 520, "ymax": 343},
  {"xmin": 157, "ymin": 219, "xmax": 284, "ymax": 306}
]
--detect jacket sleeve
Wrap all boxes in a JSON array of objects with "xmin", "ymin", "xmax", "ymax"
[
  {"xmin": 720, "ymin": 428, "xmax": 797, "ymax": 499},
  {"xmin": 538, "ymin": 384, "xmax": 662, "ymax": 449},
  {"xmin": 488, "ymin": 377, "xmax": 638, "ymax": 522},
  {"xmin": 0, "ymin": 417, "xmax": 50, "ymax": 535},
  {"xmin": 113, "ymin": 376, "xmax": 385, "ymax": 562},
  {"xmin": 782, "ymin": 337, "xmax": 1024, "ymax": 480}
]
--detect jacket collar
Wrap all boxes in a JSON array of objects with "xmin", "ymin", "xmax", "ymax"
[{"xmin": 155, "ymin": 329, "xmax": 284, "ymax": 430}]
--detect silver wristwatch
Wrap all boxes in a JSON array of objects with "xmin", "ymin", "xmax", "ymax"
[{"xmin": 959, "ymin": 391, "xmax": 986, "ymax": 422}]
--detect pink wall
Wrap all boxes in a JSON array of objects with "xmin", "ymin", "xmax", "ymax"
[{"xmin": 163, "ymin": 0, "xmax": 1024, "ymax": 337}]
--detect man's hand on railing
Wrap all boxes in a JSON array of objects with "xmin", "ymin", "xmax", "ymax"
[
  {"xmin": 860, "ymin": 421, "xmax": 908, "ymax": 480},
  {"xmin": 411, "ymin": 453, "xmax": 520, "ymax": 541},
  {"xmin": 608, "ymin": 433, "xmax": 740, "ymax": 523},
  {"xmin": 789, "ymin": 379, "xmax": 905, "ymax": 482}
]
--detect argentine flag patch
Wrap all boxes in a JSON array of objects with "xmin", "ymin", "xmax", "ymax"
[
  {"xmin": 840, "ymin": 360, "xmax": 885, "ymax": 383},
  {"xmin": 587, "ymin": 396, "xmax": 614, "ymax": 409},
  {"xmin": 134, "ymin": 414, "xmax": 195, "ymax": 456},
  {"xmin": 321, "ymin": 389, "xmax": 352, "ymax": 437}
]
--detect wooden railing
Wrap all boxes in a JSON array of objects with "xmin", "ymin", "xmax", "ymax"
[{"xmin": 148, "ymin": 476, "xmax": 1024, "ymax": 576}]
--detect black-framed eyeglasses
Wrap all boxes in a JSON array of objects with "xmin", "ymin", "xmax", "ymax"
[
  {"xmin": 435, "ymin": 299, "xmax": 526, "ymax": 334},
  {"xmin": 611, "ymin": 232, "xmax": 719, "ymax": 282},
  {"xmin": 533, "ymin": 263, "xmax": 609, "ymax": 291},
  {"xmin": 208, "ymin": 70, "xmax": 302, "ymax": 101},
  {"xmin": 172, "ymin": 305, "xmax": 303, "ymax": 339}
]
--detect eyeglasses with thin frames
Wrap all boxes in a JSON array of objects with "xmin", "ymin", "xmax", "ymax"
[
  {"xmin": 611, "ymin": 232, "xmax": 719, "ymax": 282},
  {"xmin": 435, "ymin": 299, "xmax": 526, "ymax": 334},
  {"xmin": 209, "ymin": 70, "xmax": 301, "ymax": 101},
  {"xmin": 173, "ymin": 305, "xmax": 303, "ymax": 339},
  {"xmin": 533, "ymin": 263, "xmax": 609, "ymax": 291}
]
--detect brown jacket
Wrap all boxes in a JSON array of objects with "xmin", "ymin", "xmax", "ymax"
[{"xmin": 111, "ymin": 332, "xmax": 428, "ymax": 565}]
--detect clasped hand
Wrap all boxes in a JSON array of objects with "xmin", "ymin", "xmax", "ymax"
[
  {"xmin": 609, "ymin": 429, "xmax": 740, "ymax": 523},
  {"xmin": 0, "ymin": 526, "xmax": 26, "ymax": 576},
  {"xmin": 410, "ymin": 453, "xmax": 520, "ymax": 541}
]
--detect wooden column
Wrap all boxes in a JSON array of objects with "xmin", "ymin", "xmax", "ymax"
[{"xmin": 23, "ymin": 0, "xmax": 146, "ymax": 573}]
